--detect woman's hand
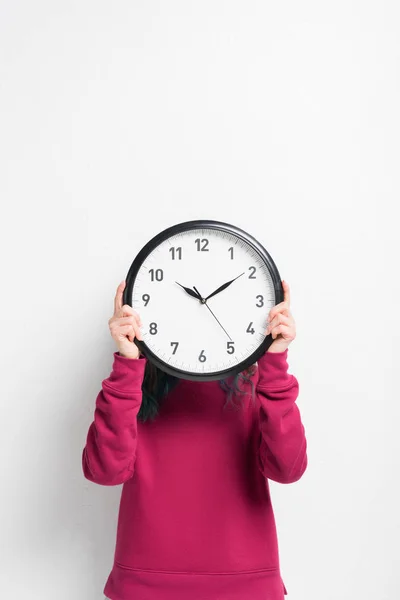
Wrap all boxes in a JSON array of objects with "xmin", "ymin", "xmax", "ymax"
[
  {"xmin": 108, "ymin": 280, "xmax": 143, "ymax": 359},
  {"xmin": 265, "ymin": 280, "xmax": 296, "ymax": 353}
]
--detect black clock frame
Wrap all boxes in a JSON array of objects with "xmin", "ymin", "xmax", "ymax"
[{"xmin": 123, "ymin": 219, "xmax": 284, "ymax": 381}]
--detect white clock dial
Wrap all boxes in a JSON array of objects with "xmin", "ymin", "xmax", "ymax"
[{"xmin": 131, "ymin": 227, "xmax": 275, "ymax": 377}]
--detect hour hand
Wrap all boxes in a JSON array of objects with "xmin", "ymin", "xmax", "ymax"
[{"xmin": 175, "ymin": 281, "xmax": 201, "ymax": 300}]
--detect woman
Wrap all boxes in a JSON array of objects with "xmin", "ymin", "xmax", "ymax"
[{"xmin": 82, "ymin": 279, "xmax": 307, "ymax": 600}]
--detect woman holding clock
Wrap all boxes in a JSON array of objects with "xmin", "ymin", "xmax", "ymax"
[{"xmin": 82, "ymin": 222, "xmax": 307, "ymax": 600}]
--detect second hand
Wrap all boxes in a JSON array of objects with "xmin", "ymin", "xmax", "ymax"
[{"xmin": 193, "ymin": 285, "xmax": 233, "ymax": 341}]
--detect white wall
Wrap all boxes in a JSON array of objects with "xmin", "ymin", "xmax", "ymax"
[{"xmin": 1, "ymin": 1, "xmax": 398, "ymax": 599}]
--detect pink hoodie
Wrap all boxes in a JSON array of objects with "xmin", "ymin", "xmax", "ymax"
[{"xmin": 82, "ymin": 348, "xmax": 307, "ymax": 600}]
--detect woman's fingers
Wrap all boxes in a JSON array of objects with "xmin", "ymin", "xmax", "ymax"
[
  {"xmin": 269, "ymin": 323, "xmax": 295, "ymax": 341},
  {"xmin": 282, "ymin": 280, "xmax": 290, "ymax": 305},
  {"xmin": 269, "ymin": 301, "xmax": 291, "ymax": 321},
  {"xmin": 120, "ymin": 316, "xmax": 143, "ymax": 336},
  {"xmin": 113, "ymin": 322, "xmax": 143, "ymax": 342},
  {"xmin": 113, "ymin": 280, "xmax": 143, "ymax": 326},
  {"xmin": 266, "ymin": 282, "xmax": 296, "ymax": 343},
  {"xmin": 118, "ymin": 324, "xmax": 143, "ymax": 342},
  {"xmin": 123, "ymin": 305, "xmax": 143, "ymax": 327},
  {"xmin": 118, "ymin": 301, "xmax": 143, "ymax": 326},
  {"xmin": 115, "ymin": 316, "xmax": 140, "ymax": 327},
  {"xmin": 266, "ymin": 306, "xmax": 296, "ymax": 341},
  {"xmin": 266, "ymin": 312, "xmax": 290, "ymax": 334},
  {"xmin": 114, "ymin": 280, "xmax": 126, "ymax": 316},
  {"xmin": 109, "ymin": 314, "xmax": 143, "ymax": 340},
  {"xmin": 268, "ymin": 281, "xmax": 291, "ymax": 322},
  {"xmin": 110, "ymin": 281, "xmax": 144, "ymax": 358}
]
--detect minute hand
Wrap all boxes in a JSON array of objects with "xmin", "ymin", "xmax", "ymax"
[{"xmin": 204, "ymin": 272, "xmax": 245, "ymax": 302}]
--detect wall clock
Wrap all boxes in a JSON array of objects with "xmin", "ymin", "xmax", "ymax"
[{"xmin": 123, "ymin": 219, "xmax": 284, "ymax": 381}]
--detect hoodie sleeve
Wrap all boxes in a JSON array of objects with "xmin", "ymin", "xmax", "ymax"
[
  {"xmin": 82, "ymin": 352, "xmax": 147, "ymax": 486},
  {"xmin": 255, "ymin": 348, "xmax": 307, "ymax": 484}
]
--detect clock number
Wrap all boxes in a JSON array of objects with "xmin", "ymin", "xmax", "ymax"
[
  {"xmin": 248, "ymin": 266, "xmax": 256, "ymax": 279},
  {"xmin": 170, "ymin": 341, "xmax": 179, "ymax": 354},
  {"xmin": 149, "ymin": 268, "xmax": 163, "ymax": 281},
  {"xmin": 195, "ymin": 238, "xmax": 209, "ymax": 252},
  {"xmin": 198, "ymin": 349, "xmax": 207, "ymax": 362},
  {"xmin": 169, "ymin": 247, "xmax": 182, "ymax": 260},
  {"xmin": 149, "ymin": 322, "xmax": 158, "ymax": 335},
  {"xmin": 142, "ymin": 294, "xmax": 150, "ymax": 306},
  {"xmin": 228, "ymin": 247, "xmax": 234, "ymax": 259},
  {"xmin": 226, "ymin": 341, "xmax": 235, "ymax": 354},
  {"xmin": 246, "ymin": 322, "xmax": 255, "ymax": 334},
  {"xmin": 255, "ymin": 295, "xmax": 264, "ymax": 307}
]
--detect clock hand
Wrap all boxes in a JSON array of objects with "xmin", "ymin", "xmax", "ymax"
[
  {"xmin": 204, "ymin": 272, "xmax": 245, "ymax": 302},
  {"xmin": 193, "ymin": 286, "xmax": 232, "ymax": 341},
  {"xmin": 175, "ymin": 281, "xmax": 202, "ymax": 300}
]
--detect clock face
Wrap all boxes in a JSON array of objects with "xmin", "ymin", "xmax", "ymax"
[{"xmin": 125, "ymin": 221, "xmax": 282, "ymax": 381}]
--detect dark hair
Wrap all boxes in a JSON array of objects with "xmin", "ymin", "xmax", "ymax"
[{"xmin": 137, "ymin": 360, "xmax": 257, "ymax": 422}]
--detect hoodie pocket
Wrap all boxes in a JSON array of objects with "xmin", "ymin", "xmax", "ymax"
[{"xmin": 282, "ymin": 579, "xmax": 288, "ymax": 595}]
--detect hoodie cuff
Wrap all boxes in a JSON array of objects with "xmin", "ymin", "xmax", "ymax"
[
  {"xmin": 256, "ymin": 348, "xmax": 293, "ymax": 390},
  {"xmin": 107, "ymin": 351, "xmax": 147, "ymax": 390}
]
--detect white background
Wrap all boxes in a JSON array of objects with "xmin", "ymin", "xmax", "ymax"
[{"xmin": 0, "ymin": 1, "xmax": 398, "ymax": 599}]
